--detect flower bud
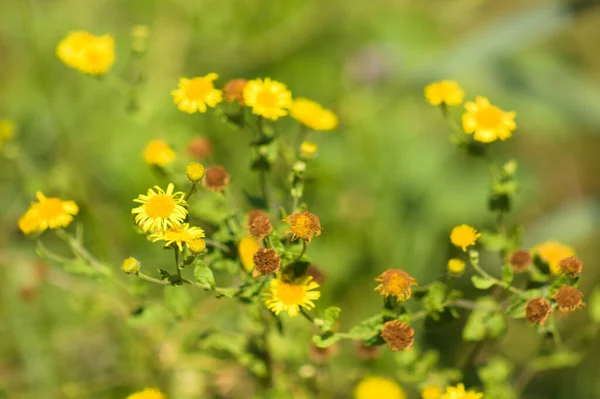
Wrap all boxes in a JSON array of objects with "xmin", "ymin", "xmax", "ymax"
[
  {"xmin": 509, "ymin": 249, "xmax": 531, "ymax": 273},
  {"xmin": 300, "ymin": 141, "xmax": 318, "ymax": 160},
  {"xmin": 188, "ymin": 239, "xmax": 206, "ymax": 254},
  {"xmin": 203, "ymin": 165, "xmax": 230, "ymax": 192},
  {"xmin": 558, "ymin": 256, "xmax": 583, "ymax": 277},
  {"xmin": 186, "ymin": 162, "xmax": 205, "ymax": 182},
  {"xmin": 447, "ymin": 258, "xmax": 465, "ymax": 274},
  {"xmin": 121, "ymin": 257, "xmax": 141, "ymax": 274}
]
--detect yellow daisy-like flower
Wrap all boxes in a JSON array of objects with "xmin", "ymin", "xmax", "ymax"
[
  {"xmin": 422, "ymin": 386, "xmax": 442, "ymax": 399},
  {"xmin": 150, "ymin": 223, "xmax": 205, "ymax": 251},
  {"xmin": 143, "ymin": 140, "xmax": 176, "ymax": 167},
  {"xmin": 0, "ymin": 119, "xmax": 15, "ymax": 149},
  {"xmin": 262, "ymin": 275, "xmax": 321, "ymax": 316},
  {"xmin": 447, "ymin": 258, "xmax": 466, "ymax": 274},
  {"xmin": 239, "ymin": 236, "xmax": 260, "ymax": 272},
  {"xmin": 441, "ymin": 383, "xmax": 483, "ymax": 399},
  {"xmin": 126, "ymin": 388, "xmax": 166, "ymax": 399},
  {"xmin": 243, "ymin": 78, "xmax": 292, "ymax": 120},
  {"xmin": 132, "ymin": 183, "xmax": 187, "ymax": 232},
  {"xmin": 291, "ymin": 98, "xmax": 338, "ymax": 131},
  {"xmin": 532, "ymin": 240, "xmax": 575, "ymax": 275},
  {"xmin": 462, "ymin": 96, "xmax": 516, "ymax": 143},
  {"xmin": 375, "ymin": 269, "xmax": 418, "ymax": 302},
  {"xmin": 424, "ymin": 80, "xmax": 464, "ymax": 106},
  {"xmin": 56, "ymin": 31, "xmax": 115, "ymax": 76},
  {"xmin": 282, "ymin": 210, "xmax": 322, "ymax": 243},
  {"xmin": 354, "ymin": 376, "xmax": 406, "ymax": 399},
  {"xmin": 171, "ymin": 73, "xmax": 223, "ymax": 114},
  {"xmin": 18, "ymin": 192, "xmax": 79, "ymax": 235},
  {"xmin": 450, "ymin": 225, "xmax": 480, "ymax": 252}
]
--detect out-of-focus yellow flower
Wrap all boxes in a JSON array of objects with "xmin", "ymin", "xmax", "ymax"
[
  {"xmin": 300, "ymin": 141, "xmax": 318, "ymax": 159},
  {"xmin": 441, "ymin": 383, "xmax": 483, "ymax": 399},
  {"xmin": 126, "ymin": 388, "xmax": 166, "ymax": 399},
  {"xmin": 262, "ymin": 275, "xmax": 320, "ymax": 316},
  {"xmin": 56, "ymin": 31, "xmax": 115, "ymax": 75},
  {"xmin": 532, "ymin": 240, "xmax": 575, "ymax": 275},
  {"xmin": 422, "ymin": 386, "xmax": 442, "ymax": 399},
  {"xmin": 132, "ymin": 183, "xmax": 187, "ymax": 232},
  {"xmin": 172, "ymin": 73, "xmax": 223, "ymax": 114},
  {"xmin": 291, "ymin": 98, "xmax": 338, "ymax": 131},
  {"xmin": 243, "ymin": 78, "xmax": 292, "ymax": 120},
  {"xmin": 424, "ymin": 80, "xmax": 464, "ymax": 106},
  {"xmin": 0, "ymin": 119, "xmax": 15, "ymax": 149},
  {"xmin": 447, "ymin": 258, "xmax": 465, "ymax": 274},
  {"xmin": 18, "ymin": 192, "xmax": 79, "ymax": 235},
  {"xmin": 239, "ymin": 236, "xmax": 260, "ymax": 272},
  {"xmin": 450, "ymin": 225, "xmax": 480, "ymax": 252},
  {"xmin": 150, "ymin": 223, "xmax": 205, "ymax": 251},
  {"xmin": 462, "ymin": 96, "xmax": 516, "ymax": 143},
  {"xmin": 143, "ymin": 140, "xmax": 176, "ymax": 167},
  {"xmin": 354, "ymin": 376, "xmax": 406, "ymax": 399}
]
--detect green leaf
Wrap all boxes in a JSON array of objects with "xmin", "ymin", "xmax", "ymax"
[
  {"xmin": 471, "ymin": 275, "xmax": 496, "ymax": 290},
  {"xmin": 505, "ymin": 298, "xmax": 526, "ymax": 319},
  {"xmin": 531, "ymin": 351, "xmax": 583, "ymax": 371},
  {"xmin": 312, "ymin": 332, "xmax": 341, "ymax": 348},
  {"xmin": 589, "ymin": 286, "xmax": 600, "ymax": 324},
  {"xmin": 478, "ymin": 356, "xmax": 513, "ymax": 384},
  {"xmin": 215, "ymin": 287, "xmax": 237, "ymax": 299},
  {"xmin": 501, "ymin": 264, "xmax": 514, "ymax": 284},
  {"xmin": 422, "ymin": 282, "xmax": 447, "ymax": 319},
  {"xmin": 164, "ymin": 286, "xmax": 191, "ymax": 317},
  {"xmin": 194, "ymin": 261, "xmax": 215, "ymax": 287},
  {"xmin": 463, "ymin": 299, "xmax": 506, "ymax": 341},
  {"xmin": 480, "ymin": 231, "xmax": 509, "ymax": 252},
  {"xmin": 322, "ymin": 307, "xmax": 341, "ymax": 332}
]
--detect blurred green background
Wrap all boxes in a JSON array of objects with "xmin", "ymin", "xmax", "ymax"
[{"xmin": 2, "ymin": 0, "xmax": 600, "ymax": 398}]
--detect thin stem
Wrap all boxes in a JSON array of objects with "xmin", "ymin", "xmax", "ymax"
[
  {"xmin": 56, "ymin": 229, "xmax": 101, "ymax": 268},
  {"xmin": 294, "ymin": 240, "xmax": 308, "ymax": 262},
  {"xmin": 174, "ymin": 247, "xmax": 182, "ymax": 281},
  {"xmin": 469, "ymin": 252, "xmax": 526, "ymax": 298},
  {"xmin": 204, "ymin": 239, "xmax": 232, "ymax": 253},
  {"xmin": 137, "ymin": 272, "xmax": 170, "ymax": 285},
  {"xmin": 184, "ymin": 182, "xmax": 198, "ymax": 201},
  {"xmin": 300, "ymin": 307, "xmax": 315, "ymax": 324}
]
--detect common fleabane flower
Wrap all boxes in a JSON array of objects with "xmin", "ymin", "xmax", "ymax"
[
  {"xmin": 441, "ymin": 383, "xmax": 483, "ymax": 399},
  {"xmin": 150, "ymin": 223, "xmax": 205, "ymax": 251},
  {"xmin": 143, "ymin": 140, "xmax": 176, "ymax": 167},
  {"xmin": 462, "ymin": 96, "xmax": 516, "ymax": 143},
  {"xmin": 283, "ymin": 210, "xmax": 321, "ymax": 243},
  {"xmin": 132, "ymin": 183, "xmax": 187, "ymax": 232},
  {"xmin": 56, "ymin": 31, "xmax": 115, "ymax": 76},
  {"xmin": 18, "ymin": 192, "xmax": 79, "ymax": 234},
  {"xmin": 172, "ymin": 73, "xmax": 223, "ymax": 114},
  {"xmin": 374, "ymin": 269, "xmax": 417, "ymax": 301},
  {"xmin": 243, "ymin": 78, "xmax": 292, "ymax": 120},
  {"xmin": 291, "ymin": 98, "xmax": 338, "ymax": 131},
  {"xmin": 424, "ymin": 80, "xmax": 464, "ymax": 106},
  {"xmin": 262, "ymin": 275, "xmax": 320, "ymax": 316},
  {"xmin": 450, "ymin": 224, "xmax": 480, "ymax": 252}
]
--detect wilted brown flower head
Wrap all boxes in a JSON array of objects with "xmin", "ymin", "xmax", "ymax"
[
  {"xmin": 186, "ymin": 137, "xmax": 212, "ymax": 159},
  {"xmin": 203, "ymin": 165, "xmax": 230, "ymax": 192},
  {"xmin": 252, "ymin": 248, "xmax": 281, "ymax": 277},
  {"xmin": 553, "ymin": 285, "xmax": 585, "ymax": 312},
  {"xmin": 525, "ymin": 297, "xmax": 551, "ymax": 325},
  {"xmin": 381, "ymin": 320, "xmax": 414, "ymax": 351},
  {"xmin": 283, "ymin": 211, "xmax": 322, "ymax": 243},
  {"xmin": 374, "ymin": 269, "xmax": 418, "ymax": 302},
  {"xmin": 247, "ymin": 209, "xmax": 269, "ymax": 226},
  {"xmin": 246, "ymin": 214, "xmax": 272, "ymax": 240},
  {"xmin": 309, "ymin": 342, "xmax": 338, "ymax": 363},
  {"xmin": 307, "ymin": 265, "xmax": 326, "ymax": 285},
  {"xmin": 354, "ymin": 341, "xmax": 381, "ymax": 361},
  {"xmin": 223, "ymin": 78, "xmax": 248, "ymax": 105},
  {"xmin": 509, "ymin": 249, "xmax": 532, "ymax": 273},
  {"xmin": 558, "ymin": 256, "xmax": 583, "ymax": 277}
]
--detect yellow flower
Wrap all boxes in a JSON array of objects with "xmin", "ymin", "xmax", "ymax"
[
  {"xmin": 532, "ymin": 241, "xmax": 575, "ymax": 275},
  {"xmin": 375, "ymin": 269, "xmax": 418, "ymax": 302},
  {"xmin": 424, "ymin": 80, "xmax": 464, "ymax": 106},
  {"xmin": 132, "ymin": 183, "xmax": 187, "ymax": 232},
  {"xmin": 18, "ymin": 192, "xmax": 79, "ymax": 235},
  {"xmin": 121, "ymin": 257, "xmax": 141, "ymax": 274},
  {"xmin": 56, "ymin": 31, "xmax": 115, "ymax": 75},
  {"xmin": 239, "ymin": 236, "xmax": 260, "ymax": 272},
  {"xmin": 354, "ymin": 376, "xmax": 406, "ymax": 399},
  {"xmin": 143, "ymin": 140, "xmax": 176, "ymax": 167},
  {"xmin": 186, "ymin": 162, "xmax": 205, "ymax": 182},
  {"xmin": 450, "ymin": 225, "xmax": 480, "ymax": 252},
  {"xmin": 462, "ymin": 96, "xmax": 516, "ymax": 143},
  {"xmin": 441, "ymin": 383, "xmax": 483, "ymax": 399},
  {"xmin": 243, "ymin": 78, "xmax": 292, "ymax": 120},
  {"xmin": 0, "ymin": 119, "xmax": 15, "ymax": 149},
  {"xmin": 150, "ymin": 223, "xmax": 205, "ymax": 251},
  {"xmin": 447, "ymin": 258, "xmax": 466, "ymax": 274},
  {"xmin": 188, "ymin": 239, "xmax": 207, "ymax": 254},
  {"xmin": 283, "ymin": 211, "xmax": 322, "ymax": 243},
  {"xmin": 126, "ymin": 388, "xmax": 166, "ymax": 399},
  {"xmin": 262, "ymin": 275, "xmax": 320, "ymax": 316},
  {"xmin": 291, "ymin": 98, "xmax": 338, "ymax": 131},
  {"xmin": 422, "ymin": 386, "xmax": 442, "ymax": 399},
  {"xmin": 171, "ymin": 73, "xmax": 223, "ymax": 114},
  {"xmin": 300, "ymin": 141, "xmax": 318, "ymax": 159}
]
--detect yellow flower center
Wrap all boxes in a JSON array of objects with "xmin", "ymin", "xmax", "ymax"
[
  {"xmin": 185, "ymin": 78, "xmax": 213, "ymax": 100},
  {"xmin": 474, "ymin": 105, "xmax": 503, "ymax": 129},
  {"xmin": 145, "ymin": 194, "xmax": 176, "ymax": 218},
  {"xmin": 37, "ymin": 198, "xmax": 64, "ymax": 219},
  {"xmin": 257, "ymin": 90, "xmax": 278, "ymax": 108},
  {"xmin": 292, "ymin": 214, "xmax": 313, "ymax": 236},
  {"xmin": 276, "ymin": 283, "xmax": 305, "ymax": 305}
]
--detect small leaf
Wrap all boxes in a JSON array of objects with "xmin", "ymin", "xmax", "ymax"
[
  {"xmin": 322, "ymin": 307, "xmax": 341, "ymax": 332},
  {"xmin": 194, "ymin": 261, "xmax": 215, "ymax": 287},
  {"xmin": 215, "ymin": 287, "xmax": 237, "ymax": 299},
  {"xmin": 531, "ymin": 351, "xmax": 583, "ymax": 371},
  {"xmin": 505, "ymin": 298, "xmax": 526, "ymax": 319},
  {"xmin": 471, "ymin": 275, "xmax": 496, "ymax": 290},
  {"xmin": 480, "ymin": 231, "xmax": 509, "ymax": 252},
  {"xmin": 502, "ymin": 264, "xmax": 514, "ymax": 284},
  {"xmin": 312, "ymin": 332, "xmax": 341, "ymax": 348}
]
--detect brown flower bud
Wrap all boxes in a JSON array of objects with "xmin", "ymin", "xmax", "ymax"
[
  {"xmin": 354, "ymin": 341, "xmax": 381, "ymax": 361},
  {"xmin": 381, "ymin": 320, "xmax": 414, "ymax": 351},
  {"xmin": 247, "ymin": 209, "xmax": 269, "ymax": 226},
  {"xmin": 525, "ymin": 297, "xmax": 551, "ymax": 325},
  {"xmin": 553, "ymin": 285, "xmax": 585, "ymax": 312},
  {"xmin": 509, "ymin": 249, "xmax": 532, "ymax": 273},
  {"xmin": 374, "ymin": 269, "xmax": 418, "ymax": 302},
  {"xmin": 252, "ymin": 248, "xmax": 280, "ymax": 277},
  {"xmin": 186, "ymin": 137, "xmax": 212, "ymax": 159},
  {"xmin": 203, "ymin": 165, "xmax": 230, "ymax": 192},
  {"xmin": 307, "ymin": 265, "xmax": 326, "ymax": 285},
  {"xmin": 246, "ymin": 215, "xmax": 272, "ymax": 240},
  {"xmin": 223, "ymin": 79, "xmax": 248, "ymax": 105},
  {"xmin": 558, "ymin": 256, "xmax": 583, "ymax": 277}
]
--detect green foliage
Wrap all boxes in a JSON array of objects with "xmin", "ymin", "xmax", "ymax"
[
  {"xmin": 463, "ymin": 298, "xmax": 506, "ymax": 341},
  {"xmin": 194, "ymin": 261, "xmax": 216, "ymax": 287}
]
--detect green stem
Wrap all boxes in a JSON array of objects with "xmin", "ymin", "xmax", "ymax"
[
  {"xmin": 137, "ymin": 272, "xmax": 170, "ymax": 285},
  {"xmin": 204, "ymin": 239, "xmax": 232, "ymax": 253},
  {"xmin": 469, "ymin": 251, "xmax": 526, "ymax": 298},
  {"xmin": 174, "ymin": 247, "xmax": 182, "ymax": 281},
  {"xmin": 56, "ymin": 229, "xmax": 101, "ymax": 268},
  {"xmin": 184, "ymin": 182, "xmax": 198, "ymax": 201}
]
